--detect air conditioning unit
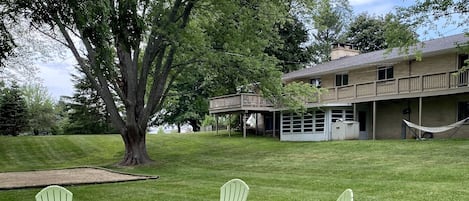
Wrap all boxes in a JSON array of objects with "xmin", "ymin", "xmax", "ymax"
[{"xmin": 331, "ymin": 120, "xmax": 359, "ymax": 140}]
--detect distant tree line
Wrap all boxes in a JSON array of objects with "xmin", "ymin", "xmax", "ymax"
[{"xmin": 0, "ymin": 79, "xmax": 117, "ymax": 136}]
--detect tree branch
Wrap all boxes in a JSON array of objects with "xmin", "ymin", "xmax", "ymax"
[
  {"xmin": 30, "ymin": 24, "xmax": 69, "ymax": 48},
  {"xmin": 139, "ymin": 45, "xmax": 176, "ymax": 126},
  {"xmin": 53, "ymin": 14, "xmax": 125, "ymax": 132}
]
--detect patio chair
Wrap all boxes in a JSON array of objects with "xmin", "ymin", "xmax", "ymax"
[
  {"xmin": 35, "ymin": 185, "xmax": 73, "ymax": 201},
  {"xmin": 220, "ymin": 179, "xmax": 249, "ymax": 201},
  {"xmin": 336, "ymin": 189, "xmax": 353, "ymax": 201}
]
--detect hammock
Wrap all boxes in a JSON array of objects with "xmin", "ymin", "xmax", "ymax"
[{"xmin": 402, "ymin": 117, "xmax": 469, "ymax": 139}]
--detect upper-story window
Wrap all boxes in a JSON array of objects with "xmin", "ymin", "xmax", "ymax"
[
  {"xmin": 377, "ymin": 66, "xmax": 394, "ymax": 80},
  {"xmin": 335, "ymin": 73, "xmax": 348, "ymax": 87},
  {"xmin": 310, "ymin": 78, "xmax": 321, "ymax": 88},
  {"xmin": 458, "ymin": 54, "xmax": 469, "ymax": 69}
]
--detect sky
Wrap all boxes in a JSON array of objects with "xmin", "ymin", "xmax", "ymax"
[{"xmin": 37, "ymin": 0, "xmax": 466, "ymax": 100}]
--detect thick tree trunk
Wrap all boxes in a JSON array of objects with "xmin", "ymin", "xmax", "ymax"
[{"xmin": 119, "ymin": 128, "xmax": 153, "ymax": 166}]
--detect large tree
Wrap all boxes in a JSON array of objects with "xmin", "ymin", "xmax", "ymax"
[
  {"xmin": 398, "ymin": 0, "xmax": 468, "ymax": 36},
  {"xmin": 346, "ymin": 13, "xmax": 417, "ymax": 53},
  {"xmin": 158, "ymin": 13, "xmax": 313, "ymax": 131},
  {"xmin": 397, "ymin": 0, "xmax": 468, "ymax": 56},
  {"xmin": 1, "ymin": 0, "xmax": 315, "ymax": 165},
  {"xmin": 265, "ymin": 15, "xmax": 312, "ymax": 73},
  {"xmin": 22, "ymin": 83, "xmax": 57, "ymax": 135},
  {"xmin": 309, "ymin": 0, "xmax": 352, "ymax": 63},
  {"xmin": 0, "ymin": 82, "xmax": 28, "ymax": 136},
  {"xmin": 153, "ymin": 67, "xmax": 208, "ymax": 133}
]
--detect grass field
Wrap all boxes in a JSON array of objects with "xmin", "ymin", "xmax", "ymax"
[{"xmin": 1, "ymin": 132, "xmax": 469, "ymax": 200}]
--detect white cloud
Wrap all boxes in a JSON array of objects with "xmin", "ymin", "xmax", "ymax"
[
  {"xmin": 36, "ymin": 56, "xmax": 78, "ymax": 100},
  {"xmin": 349, "ymin": 0, "xmax": 379, "ymax": 6}
]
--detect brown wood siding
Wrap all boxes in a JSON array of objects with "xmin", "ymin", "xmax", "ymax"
[
  {"xmin": 321, "ymin": 74, "xmax": 335, "ymax": 88},
  {"xmin": 411, "ymin": 53, "xmax": 456, "ymax": 75},
  {"xmin": 394, "ymin": 62, "xmax": 410, "ymax": 78},
  {"xmin": 349, "ymin": 67, "xmax": 375, "ymax": 84}
]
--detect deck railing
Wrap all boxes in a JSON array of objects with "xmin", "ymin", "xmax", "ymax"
[
  {"xmin": 324, "ymin": 70, "xmax": 469, "ymax": 101},
  {"xmin": 209, "ymin": 93, "xmax": 273, "ymax": 111},
  {"xmin": 209, "ymin": 70, "xmax": 469, "ymax": 112}
]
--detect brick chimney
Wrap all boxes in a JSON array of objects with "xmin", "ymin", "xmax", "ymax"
[{"xmin": 330, "ymin": 43, "xmax": 360, "ymax": 60}]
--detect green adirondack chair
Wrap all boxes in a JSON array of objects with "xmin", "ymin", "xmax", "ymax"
[
  {"xmin": 35, "ymin": 185, "xmax": 73, "ymax": 201},
  {"xmin": 336, "ymin": 189, "xmax": 353, "ymax": 201},
  {"xmin": 220, "ymin": 179, "xmax": 249, "ymax": 201}
]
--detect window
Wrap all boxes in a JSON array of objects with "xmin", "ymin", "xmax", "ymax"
[
  {"xmin": 377, "ymin": 66, "xmax": 393, "ymax": 80},
  {"xmin": 458, "ymin": 102, "xmax": 469, "ymax": 120},
  {"xmin": 281, "ymin": 111, "xmax": 326, "ymax": 134},
  {"xmin": 331, "ymin": 109, "xmax": 354, "ymax": 122},
  {"xmin": 335, "ymin": 73, "xmax": 348, "ymax": 86},
  {"xmin": 314, "ymin": 110, "xmax": 325, "ymax": 132},
  {"xmin": 310, "ymin": 78, "xmax": 321, "ymax": 88},
  {"xmin": 459, "ymin": 54, "xmax": 469, "ymax": 69}
]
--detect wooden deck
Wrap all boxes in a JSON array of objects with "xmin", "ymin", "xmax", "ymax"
[
  {"xmin": 209, "ymin": 70, "xmax": 469, "ymax": 113},
  {"xmin": 209, "ymin": 93, "xmax": 273, "ymax": 114},
  {"xmin": 322, "ymin": 70, "xmax": 469, "ymax": 103}
]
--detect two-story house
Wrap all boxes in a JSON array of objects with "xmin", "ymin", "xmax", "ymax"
[{"xmin": 209, "ymin": 33, "xmax": 469, "ymax": 141}]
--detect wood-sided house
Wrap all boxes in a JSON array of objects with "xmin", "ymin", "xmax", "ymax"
[{"xmin": 209, "ymin": 33, "xmax": 469, "ymax": 141}]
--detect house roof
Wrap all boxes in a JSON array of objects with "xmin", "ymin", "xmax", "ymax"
[{"xmin": 282, "ymin": 33, "xmax": 469, "ymax": 82}]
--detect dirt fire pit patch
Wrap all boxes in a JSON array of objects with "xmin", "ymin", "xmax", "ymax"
[{"xmin": 0, "ymin": 167, "xmax": 159, "ymax": 190}]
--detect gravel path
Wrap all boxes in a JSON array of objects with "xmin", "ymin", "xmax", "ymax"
[{"xmin": 0, "ymin": 167, "xmax": 158, "ymax": 190}]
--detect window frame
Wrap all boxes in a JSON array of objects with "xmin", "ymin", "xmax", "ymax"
[
  {"xmin": 310, "ymin": 78, "xmax": 321, "ymax": 88},
  {"xmin": 377, "ymin": 66, "xmax": 394, "ymax": 80},
  {"xmin": 335, "ymin": 73, "xmax": 349, "ymax": 87},
  {"xmin": 458, "ymin": 54, "xmax": 469, "ymax": 69}
]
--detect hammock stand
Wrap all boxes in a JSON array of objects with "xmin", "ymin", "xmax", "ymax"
[{"xmin": 402, "ymin": 117, "xmax": 469, "ymax": 140}]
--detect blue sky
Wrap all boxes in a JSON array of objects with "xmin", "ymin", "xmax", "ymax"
[
  {"xmin": 40, "ymin": 0, "xmax": 467, "ymax": 100},
  {"xmin": 350, "ymin": 0, "xmax": 408, "ymax": 15},
  {"xmin": 350, "ymin": 0, "xmax": 466, "ymax": 38}
]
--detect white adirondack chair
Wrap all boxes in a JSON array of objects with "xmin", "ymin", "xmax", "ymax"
[
  {"xmin": 35, "ymin": 185, "xmax": 73, "ymax": 201},
  {"xmin": 336, "ymin": 189, "xmax": 353, "ymax": 201},
  {"xmin": 220, "ymin": 179, "xmax": 249, "ymax": 201}
]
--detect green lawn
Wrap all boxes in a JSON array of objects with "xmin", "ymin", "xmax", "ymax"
[{"xmin": 1, "ymin": 132, "xmax": 469, "ymax": 200}]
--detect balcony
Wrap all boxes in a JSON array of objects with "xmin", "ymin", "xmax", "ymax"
[
  {"xmin": 209, "ymin": 93, "xmax": 273, "ymax": 114},
  {"xmin": 321, "ymin": 70, "xmax": 469, "ymax": 103},
  {"xmin": 209, "ymin": 70, "xmax": 469, "ymax": 113}
]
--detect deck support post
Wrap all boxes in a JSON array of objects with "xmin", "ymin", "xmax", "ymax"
[
  {"xmin": 228, "ymin": 114, "xmax": 231, "ymax": 137},
  {"xmin": 255, "ymin": 113, "xmax": 258, "ymax": 136},
  {"xmin": 373, "ymin": 101, "xmax": 376, "ymax": 140},
  {"xmin": 243, "ymin": 111, "xmax": 247, "ymax": 138},
  {"xmin": 273, "ymin": 111, "xmax": 276, "ymax": 138},
  {"xmin": 353, "ymin": 103, "xmax": 357, "ymax": 121},
  {"xmin": 419, "ymin": 97, "xmax": 422, "ymax": 139},
  {"xmin": 262, "ymin": 113, "xmax": 266, "ymax": 136},
  {"xmin": 215, "ymin": 114, "xmax": 219, "ymax": 135}
]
